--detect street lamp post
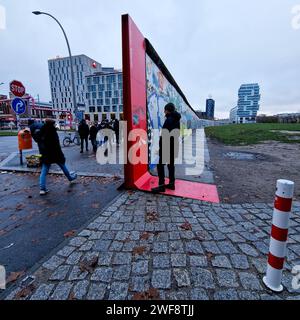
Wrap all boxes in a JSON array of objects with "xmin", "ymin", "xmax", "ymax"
[{"xmin": 32, "ymin": 11, "xmax": 78, "ymax": 127}]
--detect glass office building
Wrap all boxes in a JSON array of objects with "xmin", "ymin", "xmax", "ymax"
[
  {"xmin": 230, "ymin": 83, "xmax": 261, "ymax": 124},
  {"xmin": 85, "ymin": 71, "xmax": 123, "ymax": 122},
  {"xmin": 206, "ymin": 98, "xmax": 215, "ymax": 120}
]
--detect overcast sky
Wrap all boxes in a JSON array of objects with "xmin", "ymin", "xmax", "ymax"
[{"xmin": 1, "ymin": 0, "xmax": 300, "ymax": 118}]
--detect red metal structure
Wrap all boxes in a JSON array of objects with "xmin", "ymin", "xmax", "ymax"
[{"xmin": 122, "ymin": 14, "xmax": 219, "ymax": 203}]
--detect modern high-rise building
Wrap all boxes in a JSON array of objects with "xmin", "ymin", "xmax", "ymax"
[
  {"xmin": 85, "ymin": 70, "xmax": 123, "ymax": 122},
  {"xmin": 48, "ymin": 54, "xmax": 102, "ymax": 114},
  {"xmin": 230, "ymin": 83, "xmax": 261, "ymax": 124},
  {"xmin": 206, "ymin": 98, "xmax": 215, "ymax": 120}
]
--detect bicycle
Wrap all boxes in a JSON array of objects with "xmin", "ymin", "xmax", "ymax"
[{"xmin": 63, "ymin": 132, "xmax": 80, "ymax": 147}]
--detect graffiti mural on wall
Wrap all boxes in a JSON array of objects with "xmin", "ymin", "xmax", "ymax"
[{"xmin": 146, "ymin": 54, "xmax": 200, "ymax": 167}]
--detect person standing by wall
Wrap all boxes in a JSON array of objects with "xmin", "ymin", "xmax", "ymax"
[
  {"xmin": 39, "ymin": 119, "xmax": 77, "ymax": 196},
  {"xmin": 113, "ymin": 119, "xmax": 120, "ymax": 146},
  {"xmin": 78, "ymin": 119, "xmax": 90, "ymax": 153},
  {"xmin": 152, "ymin": 103, "xmax": 181, "ymax": 193}
]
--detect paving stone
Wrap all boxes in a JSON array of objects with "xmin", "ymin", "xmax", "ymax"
[
  {"xmin": 88, "ymin": 232, "xmax": 104, "ymax": 240},
  {"xmin": 186, "ymin": 240, "xmax": 204, "ymax": 255},
  {"xmin": 169, "ymin": 241, "xmax": 184, "ymax": 253},
  {"xmin": 123, "ymin": 241, "xmax": 137, "ymax": 252},
  {"xmin": 124, "ymin": 223, "xmax": 135, "ymax": 231},
  {"xmin": 251, "ymin": 258, "xmax": 267, "ymax": 274},
  {"xmin": 239, "ymin": 272, "xmax": 263, "ymax": 291},
  {"xmin": 211, "ymin": 231, "xmax": 226, "ymax": 241},
  {"xmin": 129, "ymin": 231, "xmax": 141, "ymax": 241},
  {"xmin": 115, "ymin": 231, "xmax": 130, "ymax": 241},
  {"xmin": 109, "ymin": 282, "xmax": 129, "ymax": 300},
  {"xmin": 50, "ymin": 282, "xmax": 73, "ymax": 300},
  {"xmin": 101, "ymin": 231, "xmax": 116, "ymax": 240},
  {"xmin": 72, "ymin": 280, "xmax": 89, "ymax": 300},
  {"xmin": 216, "ymin": 270, "xmax": 239, "ymax": 288},
  {"xmin": 152, "ymin": 270, "xmax": 172, "ymax": 289},
  {"xmin": 174, "ymin": 269, "xmax": 191, "ymax": 287},
  {"xmin": 113, "ymin": 253, "xmax": 132, "ymax": 265},
  {"xmin": 68, "ymin": 266, "xmax": 88, "ymax": 281},
  {"xmin": 202, "ymin": 241, "xmax": 221, "ymax": 254},
  {"xmin": 253, "ymin": 241, "xmax": 270, "ymax": 255},
  {"xmin": 191, "ymin": 268, "xmax": 215, "ymax": 289},
  {"xmin": 171, "ymin": 254, "xmax": 187, "ymax": 267},
  {"xmin": 190, "ymin": 256, "xmax": 208, "ymax": 267},
  {"xmin": 94, "ymin": 240, "xmax": 112, "ymax": 252},
  {"xmin": 91, "ymin": 268, "xmax": 113, "ymax": 283},
  {"xmin": 212, "ymin": 256, "xmax": 232, "ymax": 269},
  {"xmin": 231, "ymin": 254, "xmax": 249, "ymax": 270},
  {"xmin": 110, "ymin": 241, "xmax": 124, "ymax": 251},
  {"xmin": 217, "ymin": 241, "xmax": 238, "ymax": 254},
  {"xmin": 169, "ymin": 232, "xmax": 181, "ymax": 240},
  {"xmin": 239, "ymin": 291, "xmax": 260, "ymax": 300},
  {"xmin": 87, "ymin": 283, "xmax": 107, "ymax": 300},
  {"xmin": 98, "ymin": 252, "xmax": 114, "ymax": 266},
  {"xmin": 66, "ymin": 252, "xmax": 83, "ymax": 265},
  {"xmin": 227, "ymin": 233, "xmax": 246, "ymax": 243},
  {"xmin": 239, "ymin": 231, "xmax": 258, "ymax": 242},
  {"xmin": 153, "ymin": 255, "xmax": 170, "ymax": 268},
  {"xmin": 190, "ymin": 288, "xmax": 209, "ymax": 300},
  {"xmin": 57, "ymin": 246, "xmax": 76, "ymax": 258},
  {"xmin": 43, "ymin": 256, "xmax": 65, "ymax": 271},
  {"xmin": 69, "ymin": 237, "xmax": 86, "ymax": 247},
  {"xmin": 214, "ymin": 289, "xmax": 238, "ymax": 300},
  {"xmin": 260, "ymin": 294, "xmax": 282, "ymax": 301},
  {"xmin": 79, "ymin": 241, "xmax": 94, "ymax": 252},
  {"xmin": 113, "ymin": 265, "xmax": 131, "ymax": 281},
  {"xmin": 79, "ymin": 230, "xmax": 92, "ymax": 238},
  {"xmin": 49, "ymin": 266, "xmax": 70, "ymax": 281},
  {"xmin": 110, "ymin": 224, "xmax": 124, "ymax": 231},
  {"xmin": 238, "ymin": 244, "xmax": 259, "ymax": 257},
  {"xmin": 129, "ymin": 277, "xmax": 150, "ymax": 292},
  {"xmin": 153, "ymin": 242, "xmax": 169, "ymax": 253},
  {"xmin": 30, "ymin": 284, "xmax": 55, "ymax": 300},
  {"xmin": 180, "ymin": 231, "xmax": 195, "ymax": 240},
  {"xmin": 155, "ymin": 232, "xmax": 169, "ymax": 242},
  {"xmin": 132, "ymin": 260, "xmax": 148, "ymax": 275}
]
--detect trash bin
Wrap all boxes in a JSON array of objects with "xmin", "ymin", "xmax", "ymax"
[{"xmin": 18, "ymin": 129, "xmax": 33, "ymax": 151}]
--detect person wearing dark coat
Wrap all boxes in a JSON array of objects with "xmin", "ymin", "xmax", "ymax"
[
  {"xmin": 78, "ymin": 119, "xmax": 90, "ymax": 153},
  {"xmin": 39, "ymin": 119, "xmax": 77, "ymax": 195},
  {"xmin": 89, "ymin": 122, "xmax": 98, "ymax": 153},
  {"xmin": 152, "ymin": 103, "xmax": 181, "ymax": 193},
  {"xmin": 113, "ymin": 119, "xmax": 120, "ymax": 145}
]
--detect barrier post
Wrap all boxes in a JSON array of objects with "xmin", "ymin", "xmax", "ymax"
[{"xmin": 263, "ymin": 179, "xmax": 295, "ymax": 292}]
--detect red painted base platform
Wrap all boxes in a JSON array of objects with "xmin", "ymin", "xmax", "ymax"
[{"xmin": 135, "ymin": 173, "xmax": 220, "ymax": 204}]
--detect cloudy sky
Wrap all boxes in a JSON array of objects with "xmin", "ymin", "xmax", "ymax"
[{"xmin": 0, "ymin": 0, "xmax": 300, "ymax": 118}]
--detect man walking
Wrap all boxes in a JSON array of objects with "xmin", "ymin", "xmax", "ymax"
[
  {"xmin": 89, "ymin": 122, "xmax": 98, "ymax": 153},
  {"xmin": 38, "ymin": 119, "xmax": 77, "ymax": 196},
  {"xmin": 78, "ymin": 119, "xmax": 90, "ymax": 153},
  {"xmin": 152, "ymin": 103, "xmax": 181, "ymax": 193}
]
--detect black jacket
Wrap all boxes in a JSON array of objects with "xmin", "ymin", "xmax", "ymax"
[
  {"xmin": 89, "ymin": 126, "xmax": 98, "ymax": 140},
  {"xmin": 163, "ymin": 111, "xmax": 181, "ymax": 132},
  {"xmin": 78, "ymin": 123, "xmax": 90, "ymax": 138},
  {"xmin": 40, "ymin": 123, "xmax": 66, "ymax": 165}
]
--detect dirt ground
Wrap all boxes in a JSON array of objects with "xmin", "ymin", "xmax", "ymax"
[{"xmin": 207, "ymin": 139, "xmax": 300, "ymax": 204}]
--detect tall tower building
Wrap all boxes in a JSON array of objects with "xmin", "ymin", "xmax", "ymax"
[
  {"xmin": 206, "ymin": 97, "xmax": 215, "ymax": 120},
  {"xmin": 230, "ymin": 83, "xmax": 261, "ymax": 124}
]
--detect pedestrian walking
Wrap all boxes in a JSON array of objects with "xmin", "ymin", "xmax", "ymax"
[
  {"xmin": 90, "ymin": 122, "xmax": 98, "ymax": 153},
  {"xmin": 38, "ymin": 119, "xmax": 77, "ymax": 196},
  {"xmin": 113, "ymin": 119, "xmax": 120, "ymax": 145},
  {"xmin": 78, "ymin": 119, "xmax": 90, "ymax": 153},
  {"xmin": 152, "ymin": 103, "xmax": 181, "ymax": 193}
]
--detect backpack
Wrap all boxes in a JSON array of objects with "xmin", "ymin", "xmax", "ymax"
[{"xmin": 30, "ymin": 123, "xmax": 44, "ymax": 144}]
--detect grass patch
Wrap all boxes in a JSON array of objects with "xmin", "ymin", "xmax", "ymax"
[
  {"xmin": 205, "ymin": 123, "xmax": 300, "ymax": 145},
  {"xmin": 0, "ymin": 131, "xmax": 18, "ymax": 137}
]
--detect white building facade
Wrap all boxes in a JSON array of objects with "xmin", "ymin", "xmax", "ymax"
[{"xmin": 48, "ymin": 55, "xmax": 102, "ymax": 115}]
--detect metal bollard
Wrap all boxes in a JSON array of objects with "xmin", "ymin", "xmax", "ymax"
[{"xmin": 263, "ymin": 179, "xmax": 294, "ymax": 292}]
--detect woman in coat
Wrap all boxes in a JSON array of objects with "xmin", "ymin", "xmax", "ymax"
[{"xmin": 39, "ymin": 119, "xmax": 77, "ymax": 195}]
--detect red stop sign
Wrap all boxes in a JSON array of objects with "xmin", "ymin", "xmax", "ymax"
[{"xmin": 10, "ymin": 80, "xmax": 26, "ymax": 97}]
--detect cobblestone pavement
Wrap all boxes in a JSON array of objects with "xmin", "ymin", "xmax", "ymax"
[{"xmin": 4, "ymin": 192, "xmax": 300, "ymax": 301}]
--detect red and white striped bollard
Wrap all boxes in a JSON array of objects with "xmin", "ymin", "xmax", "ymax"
[{"xmin": 263, "ymin": 179, "xmax": 295, "ymax": 292}]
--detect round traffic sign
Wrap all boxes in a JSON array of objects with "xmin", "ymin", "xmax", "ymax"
[
  {"xmin": 12, "ymin": 98, "xmax": 26, "ymax": 115},
  {"xmin": 10, "ymin": 80, "xmax": 26, "ymax": 98}
]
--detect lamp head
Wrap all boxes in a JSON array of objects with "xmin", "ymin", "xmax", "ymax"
[{"xmin": 32, "ymin": 11, "xmax": 42, "ymax": 15}]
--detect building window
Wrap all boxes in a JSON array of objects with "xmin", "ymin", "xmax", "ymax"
[
  {"xmin": 119, "ymin": 105, "xmax": 123, "ymax": 112},
  {"xmin": 97, "ymin": 107, "xmax": 102, "ymax": 113},
  {"xmin": 112, "ymin": 106, "xmax": 117, "ymax": 112},
  {"xmin": 105, "ymin": 98, "xmax": 111, "ymax": 105},
  {"xmin": 104, "ymin": 106, "xmax": 110, "ymax": 112},
  {"xmin": 89, "ymin": 107, "xmax": 96, "ymax": 113}
]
